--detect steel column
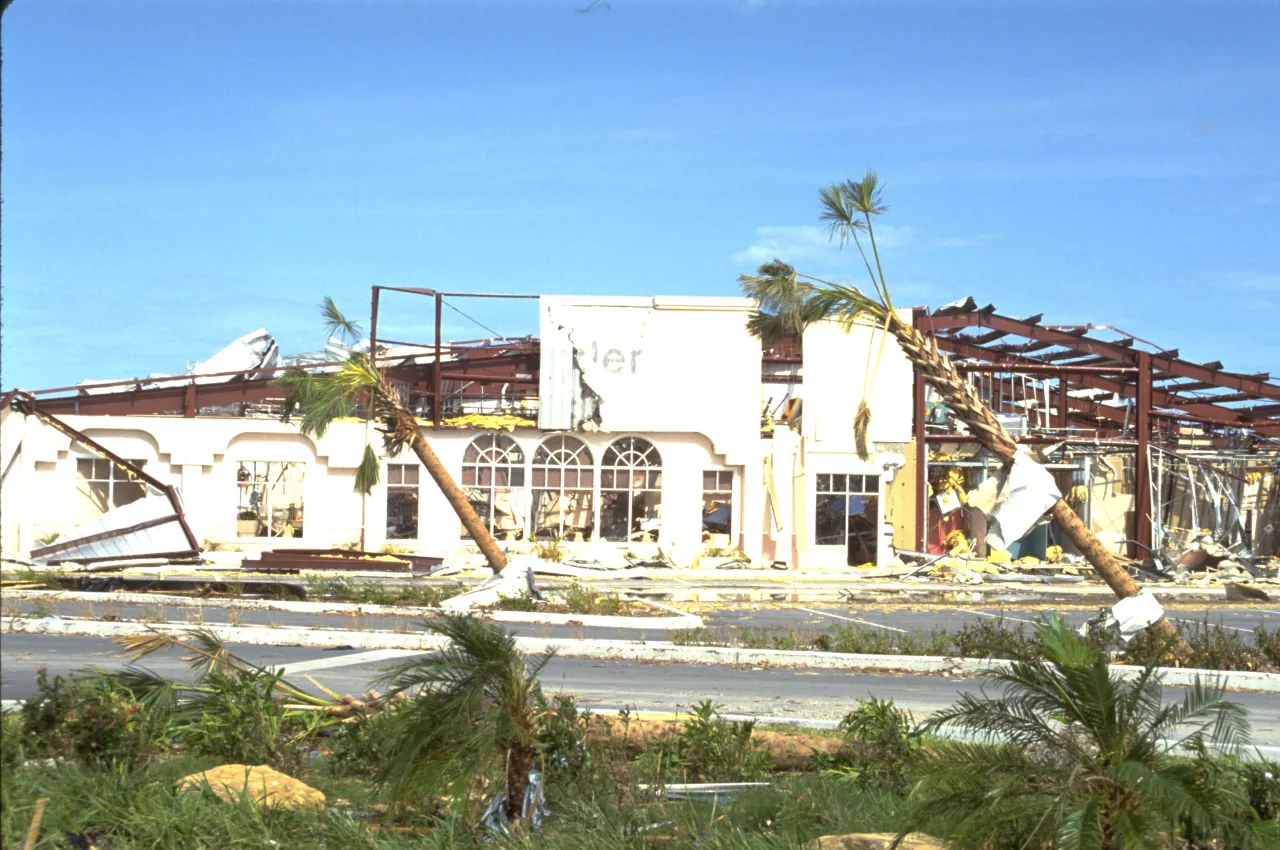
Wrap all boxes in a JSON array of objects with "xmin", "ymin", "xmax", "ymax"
[
  {"xmin": 1135, "ymin": 351, "xmax": 1153, "ymax": 556},
  {"xmin": 433, "ymin": 293, "xmax": 444, "ymax": 428},
  {"xmin": 913, "ymin": 311, "xmax": 928, "ymax": 552}
]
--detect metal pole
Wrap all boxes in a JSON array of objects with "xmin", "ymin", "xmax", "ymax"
[
  {"xmin": 433, "ymin": 292, "xmax": 444, "ymax": 428},
  {"xmin": 913, "ymin": 311, "xmax": 927, "ymax": 552},
  {"xmin": 1135, "ymin": 351, "xmax": 1152, "ymax": 557}
]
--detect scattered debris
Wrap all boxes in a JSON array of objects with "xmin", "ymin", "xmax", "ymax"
[
  {"xmin": 441, "ymin": 562, "xmax": 543, "ymax": 611},
  {"xmin": 1102, "ymin": 590, "xmax": 1166, "ymax": 642},
  {"xmin": 175, "ymin": 764, "xmax": 326, "ymax": 811},
  {"xmin": 1224, "ymin": 582, "xmax": 1271, "ymax": 603},
  {"xmin": 478, "ymin": 767, "xmax": 548, "ymax": 834}
]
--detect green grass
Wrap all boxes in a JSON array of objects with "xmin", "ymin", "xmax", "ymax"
[
  {"xmin": 671, "ymin": 616, "xmax": 1280, "ymax": 672},
  {"xmin": 0, "ymin": 759, "xmax": 918, "ymax": 849}
]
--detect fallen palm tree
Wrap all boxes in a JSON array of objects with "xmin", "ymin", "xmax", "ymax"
[
  {"xmin": 111, "ymin": 626, "xmax": 392, "ymax": 726},
  {"xmin": 741, "ymin": 172, "xmax": 1187, "ymax": 651}
]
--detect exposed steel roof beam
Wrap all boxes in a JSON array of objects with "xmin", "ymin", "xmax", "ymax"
[
  {"xmin": 921, "ymin": 312, "xmax": 1280, "ymax": 402},
  {"xmin": 933, "ymin": 334, "xmax": 1280, "ymax": 435}
]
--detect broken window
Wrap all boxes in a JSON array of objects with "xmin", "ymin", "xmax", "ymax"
[
  {"xmin": 461, "ymin": 434, "xmax": 527, "ymax": 540},
  {"xmin": 236, "ymin": 461, "xmax": 305, "ymax": 538},
  {"xmin": 532, "ymin": 435, "xmax": 594, "ymax": 541},
  {"xmin": 386, "ymin": 463, "xmax": 419, "ymax": 540},
  {"xmin": 76, "ymin": 458, "xmax": 149, "ymax": 525},
  {"xmin": 599, "ymin": 437, "xmax": 662, "ymax": 542},
  {"xmin": 814, "ymin": 472, "xmax": 880, "ymax": 566},
  {"xmin": 702, "ymin": 470, "xmax": 734, "ymax": 544}
]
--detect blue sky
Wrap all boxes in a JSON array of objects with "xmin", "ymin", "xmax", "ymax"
[{"xmin": 3, "ymin": 0, "xmax": 1278, "ymax": 389}]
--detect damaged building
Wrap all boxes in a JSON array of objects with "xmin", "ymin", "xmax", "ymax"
[{"xmin": 2, "ymin": 289, "xmax": 1278, "ymax": 572}]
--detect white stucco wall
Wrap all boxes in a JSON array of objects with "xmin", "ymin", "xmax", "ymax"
[{"xmin": 0, "ymin": 414, "xmax": 744, "ymax": 567}]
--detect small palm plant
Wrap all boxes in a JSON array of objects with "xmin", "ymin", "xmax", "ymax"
[
  {"xmin": 276, "ymin": 298, "xmax": 507, "ymax": 574},
  {"xmin": 741, "ymin": 172, "xmax": 1184, "ymax": 649},
  {"xmin": 900, "ymin": 616, "xmax": 1274, "ymax": 849},
  {"xmin": 374, "ymin": 614, "xmax": 552, "ymax": 825}
]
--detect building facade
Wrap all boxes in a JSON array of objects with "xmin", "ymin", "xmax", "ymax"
[{"xmin": 1, "ymin": 295, "xmax": 917, "ymax": 568}]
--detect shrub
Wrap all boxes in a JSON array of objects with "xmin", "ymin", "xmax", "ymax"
[
  {"xmin": 837, "ymin": 696, "xmax": 920, "ymax": 791},
  {"xmin": 665, "ymin": 699, "xmax": 771, "ymax": 782},
  {"xmin": 20, "ymin": 669, "xmax": 168, "ymax": 770},
  {"xmin": 1, "ymin": 711, "xmax": 26, "ymax": 771}
]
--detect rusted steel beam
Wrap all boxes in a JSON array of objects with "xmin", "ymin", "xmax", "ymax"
[
  {"xmin": 953, "ymin": 363, "xmax": 1138, "ymax": 375},
  {"xmin": 925, "ymin": 312, "xmax": 1280, "ymax": 402},
  {"xmin": 434, "ymin": 292, "xmax": 444, "ymax": 428},
  {"xmin": 11, "ymin": 394, "xmax": 170, "ymax": 491},
  {"xmin": 1135, "ymin": 352, "xmax": 1153, "ymax": 556},
  {"xmin": 913, "ymin": 310, "xmax": 928, "ymax": 553},
  {"xmin": 30, "ymin": 514, "xmax": 182, "ymax": 558},
  {"xmin": 934, "ymin": 334, "xmax": 1276, "ymax": 429}
]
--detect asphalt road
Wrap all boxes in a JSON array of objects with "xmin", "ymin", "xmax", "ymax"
[
  {"xmin": 699, "ymin": 603, "xmax": 1280, "ymax": 636},
  {"xmin": 6, "ymin": 597, "xmax": 1277, "ymax": 641},
  {"xmin": 5, "ymin": 633, "xmax": 1280, "ymax": 751}
]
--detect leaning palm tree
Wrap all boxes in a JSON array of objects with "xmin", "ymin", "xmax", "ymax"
[
  {"xmin": 373, "ymin": 614, "xmax": 551, "ymax": 825},
  {"xmin": 741, "ymin": 172, "xmax": 1184, "ymax": 650},
  {"xmin": 276, "ymin": 298, "xmax": 507, "ymax": 574},
  {"xmin": 899, "ymin": 616, "xmax": 1273, "ymax": 849}
]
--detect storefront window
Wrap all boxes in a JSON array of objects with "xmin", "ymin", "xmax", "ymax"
[
  {"xmin": 461, "ymin": 434, "xmax": 527, "ymax": 540},
  {"xmin": 814, "ymin": 473, "xmax": 880, "ymax": 565},
  {"xmin": 236, "ymin": 461, "xmax": 305, "ymax": 538},
  {"xmin": 532, "ymin": 436, "xmax": 594, "ymax": 541},
  {"xmin": 600, "ymin": 437, "xmax": 662, "ymax": 542}
]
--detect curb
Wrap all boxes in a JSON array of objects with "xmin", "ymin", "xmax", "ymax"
[
  {"xmin": 6, "ymin": 616, "xmax": 1279, "ymax": 693},
  {"xmin": 0, "ymin": 589, "xmax": 702, "ymax": 631}
]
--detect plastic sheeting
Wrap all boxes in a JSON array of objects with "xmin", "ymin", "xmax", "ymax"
[
  {"xmin": 479, "ymin": 768, "xmax": 548, "ymax": 834},
  {"xmin": 985, "ymin": 453, "xmax": 1062, "ymax": 552}
]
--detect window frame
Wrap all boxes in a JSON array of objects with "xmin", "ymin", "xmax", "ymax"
[
  {"xmin": 701, "ymin": 469, "xmax": 735, "ymax": 541},
  {"xmin": 599, "ymin": 436, "xmax": 663, "ymax": 543},
  {"xmin": 235, "ymin": 460, "xmax": 306, "ymax": 539},
  {"xmin": 812, "ymin": 471, "xmax": 881, "ymax": 565},
  {"xmin": 385, "ymin": 462, "xmax": 421, "ymax": 541},
  {"xmin": 460, "ymin": 434, "xmax": 528, "ymax": 540},
  {"xmin": 75, "ymin": 457, "xmax": 150, "ymax": 521},
  {"xmin": 531, "ymin": 435, "xmax": 595, "ymax": 541}
]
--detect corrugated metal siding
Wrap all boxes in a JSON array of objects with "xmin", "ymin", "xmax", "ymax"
[
  {"xmin": 538, "ymin": 299, "xmax": 577, "ymax": 430},
  {"xmin": 38, "ymin": 493, "xmax": 193, "ymax": 562}
]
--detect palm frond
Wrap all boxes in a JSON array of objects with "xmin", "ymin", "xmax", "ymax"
[
  {"xmin": 354, "ymin": 444, "xmax": 381, "ymax": 495},
  {"xmin": 842, "ymin": 170, "xmax": 888, "ymax": 217},
  {"xmin": 1056, "ymin": 796, "xmax": 1105, "ymax": 850},
  {"xmin": 321, "ymin": 296, "xmax": 362, "ymax": 343},
  {"xmin": 818, "ymin": 183, "xmax": 865, "ymax": 247}
]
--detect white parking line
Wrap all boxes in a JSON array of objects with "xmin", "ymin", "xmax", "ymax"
[
  {"xmin": 277, "ymin": 649, "xmax": 428, "ymax": 675},
  {"xmin": 955, "ymin": 608, "xmax": 1037, "ymax": 625},
  {"xmin": 798, "ymin": 608, "xmax": 908, "ymax": 634},
  {"xmin": 1171, "ymin": 618, "xmax": 1254, "ymax": 634}
]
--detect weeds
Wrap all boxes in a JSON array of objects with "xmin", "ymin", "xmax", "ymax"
[
  {"xmin": 489, "ymin": 592, "xmax": 540, "ymax": 612},
  {"xmin": 28, "ymin": 600, "xmax": 57, "ymax": 619},
  {"xmin": 560, "ymin": 582, "xmax": 625, "ymax": 616},
  {"xmin": 535, "ymin": 534, "xmax": 565, "ymax": 562},
  {"xmin": 662, "ymin": 699, "xmax": 772, "ymax": 783},
  {"xmin": 833, "ymin": 697, "xmax": 920, "ymax": 791},
  {"xmin": 673, "ymin": 615, "xmax": 1280, "ymax": 672},
  {"xmin": 304, "ymin": 576, "xmax": 464, "ymax": 607}
]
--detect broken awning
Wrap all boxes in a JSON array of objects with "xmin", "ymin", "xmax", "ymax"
[{"xmin": 29, "ymin": 487, "xmax": 200, "ymax": 564}]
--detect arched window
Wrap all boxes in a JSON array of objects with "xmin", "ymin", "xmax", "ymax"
[
  {"xmin": 461, "ymin": 434, "xmax": 527, "ymax": 540},
  {"xmin": 599, "ymin": 437, "xmax": 662, "ymax": 542},
  {"xmin": 532, "ymin": 436, "xmax": 594, "ymax": 541}
]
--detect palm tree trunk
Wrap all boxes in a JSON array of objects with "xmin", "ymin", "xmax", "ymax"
[
  {"xmin": 890, "ymin": 314, "xmax": 1187, "ymax": 652},
  {"xmin": 399, "ymin": 416, "xmax": 508, "ymax": 575},
  {"xmin": 504, "ymin": 742, "xmax": 536, "ymax": 822}
]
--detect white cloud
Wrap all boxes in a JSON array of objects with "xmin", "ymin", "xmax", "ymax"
[
  {"xmin": 1218, "ymin": 270, "xmax": 1280, "ymax": 292},
  {"xmin": 732, "ymin": 223, "xmax": 990, "ymax": 267}
]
